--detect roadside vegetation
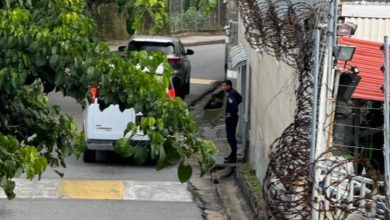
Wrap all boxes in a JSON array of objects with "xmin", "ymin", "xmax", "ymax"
[{"xmin": 0, "ymin": 0, "xmax": 217, "ymax": 199}]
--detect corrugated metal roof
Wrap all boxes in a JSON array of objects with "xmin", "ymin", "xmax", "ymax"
[
  {"xmin": 338, "ymin": 37, "xmax": 390, "ymax": 101},
  {"xmin": 229, "ymin": 44, "xmax": 247, "ymax": 68}
]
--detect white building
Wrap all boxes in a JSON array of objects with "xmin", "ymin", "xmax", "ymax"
[
  {"xmin": 229, "ymin": 12, "xmax": 297, "ymax": 182},
  {"xmin": 341, "ymin": 1, "xmax": 390, "ymax": 43},
  {"xmin": 228, "ymin": 0, "xmax": 390, "ymax": 218}
]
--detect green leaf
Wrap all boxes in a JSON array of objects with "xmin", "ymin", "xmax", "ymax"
[
  {"xmin": 178, "ymin": 163, "xmax": 192, "ymax": 183},
  {"xmin": 27, "ymin": 41, "xmax": 39, "ymax": 52},
  {"xmin": 165, "ymin": 144, "xmax": 181, "ymax": 164},
  {"xmin": 35, "ymin": 55, "xmax": 46, "ymax": 67},
  {"xmin": 208, "ymin": 0, "xmax": 217, "ymax": 8},
  {"xmin": 125, "ymin": 17, "xmax": 136, "ymax": 35},
  {"xmin": 3, "ymin": 180, "xmax": 16, "ymax": 200},
  {"xmin": 49, "ymin": 54, "xmax": 59, "ymax": 68},
  {"xmin": 148, "ymin": 117, "xmax": 156, "ymax": 127},
  {"xmin": 0, "ymin": 176, "xmax": 7, "ymax": 187},
  {"xmin": 54, "ymin": 72, "xmax": 64, "ymax": 86},
  {"xmin": 155, "ymin": 144, "xmax": 167, "ymax": 170},
  {"xmin": 114, "ymin": 139, "xmax": 134, "ymax": 158},
  {"xmin": 124, "ymin": 122, "xmax": 137, "ymax": 136},
  {"xmin": 133, "ymin": 145, "xmax": 149, "ymax": 164},
  {"xmin": 87, "ymin": 66, "xmax": 95, "ymax": 76},
  {"xmin": 14, "ymin": 168, "xmax": 22, "ymax": 178},
  {"xmin": 52, "ymin": 46, "xmax": 58, "ymax": 54},
  {"xmin": 0, "ymin": 0, "xmax": 217, "ymax": 200}
]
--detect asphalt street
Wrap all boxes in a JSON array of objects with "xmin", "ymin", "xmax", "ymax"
[
  {"xmin": 185, "ymin": 44, "xmax": 225, "ymax": 104},
  {"xmin": 0, "ymin": 44, "xmax": 225, "ymax": 220}
]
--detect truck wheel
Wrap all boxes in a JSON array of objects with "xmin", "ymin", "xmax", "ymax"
[
  {"xmin": 83, "ymin": 148, "xmax": 96, "ymax": 163},
  {"xmin": 177, "ymin": 86, "xmax": 185, "ymax": 99},
  {"xmin": 172, "ymin": 77, "xmax": 185, "ymax": 99}
]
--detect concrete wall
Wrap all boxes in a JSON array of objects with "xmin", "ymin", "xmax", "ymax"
[{"xmin": 236, "ymin": 15, "xmax": 297, "ymax": 181}]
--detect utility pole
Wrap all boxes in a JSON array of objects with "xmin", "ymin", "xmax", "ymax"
[
  {"xmin": 382, "ymin": 36, "xmax": 390, "ymax": 209},
  {"xmin": 310, "ymin": 30, "xmax": 321, "ymax": 220},
  {"xmin": 316, "ymin": 0, "xmax": 336, "ymax": 158},
  {"xmin": 312, "ymin": 0, "xmax": 337, "ymax": 219},
  {"xmin": 180, "ymin": 0, "xmax": 184, "ymax": 31}
]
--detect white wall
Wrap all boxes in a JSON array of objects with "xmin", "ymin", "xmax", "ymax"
[
  {"xmin": 237, "ymin": 16, "xmax": 297, "ymax": 181},
  {"xmin": 342, "ymin": 2, "xmax": 390, "ymax": 43}
]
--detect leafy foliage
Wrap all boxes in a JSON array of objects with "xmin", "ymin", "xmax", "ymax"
[
  {"xmin": 170, "ymin": 6, "xmax": 220, "ymax": 32},
  {"xmin": 117, "ymin": 0, "xmax": 168, "ymax": 35},
  {"xmin": 116, "ymin": 0, "xmax": 217, "ymax": 35},
  {"xmin": 0, "ymin": 0, "xmax": 217, "ymax": 199}
]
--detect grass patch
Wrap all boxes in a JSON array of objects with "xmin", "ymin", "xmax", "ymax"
[
  {"xmin": 236, "ymin": 163, "xmax": 270, "ymax": 218},
  {"xmin": 238, "ymin": 163, "xmax": 263, "ymax": 196}
]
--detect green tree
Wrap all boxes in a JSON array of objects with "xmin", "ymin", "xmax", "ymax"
[
  {"xmin": 117, "ymin": 0, "xmax": 168, "ymax": 34},
  {"xmin": 0, "ymin": 0, "xmax": 216, "ymax": 199},
  {"xmin": 116, "ymin": 0, "xmax": 217, "ymax": 35}
]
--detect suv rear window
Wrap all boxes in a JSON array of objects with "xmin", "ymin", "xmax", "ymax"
[{"xmin": 128, "ymin": 41, "xmax": 175, "ymax": 55}]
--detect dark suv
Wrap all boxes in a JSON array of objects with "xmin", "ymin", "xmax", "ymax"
[{"xmin": 119, "ymin": 35, "xmax": 194, "ymax": 98}]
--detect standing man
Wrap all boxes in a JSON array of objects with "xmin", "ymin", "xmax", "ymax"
[{"xmin": 222, "ymin": 79, "xmax": 242, "ymax": 163}]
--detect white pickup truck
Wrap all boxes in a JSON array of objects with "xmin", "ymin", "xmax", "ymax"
[{"xmin": 82, "ymin": 37, "xmax": 186, "ymax": 162}]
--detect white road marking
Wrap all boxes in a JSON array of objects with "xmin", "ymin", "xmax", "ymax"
[
  {"xmin": 190, "ymin": 78, "xmax": 216, "ymax": 85},
  {"xmin": 0, "ymin": 179, "xmax": 59, "ymax": 199},
  {"xmin": 124, "ymin": 181, "xmax": 193, "ymax": 202},
  {"xmin": 0, "ymin": 179, "xmax": 193, "ymax": 203}
]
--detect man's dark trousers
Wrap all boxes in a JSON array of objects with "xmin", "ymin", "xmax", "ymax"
[{"xmin": 226, "ymin": 114, "xmax": 239, "ymax": 161}]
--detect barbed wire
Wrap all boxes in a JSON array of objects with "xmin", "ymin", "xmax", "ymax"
[{"xmin": 236, "ymin": 0, "xmax": 387, "ymax": 219}]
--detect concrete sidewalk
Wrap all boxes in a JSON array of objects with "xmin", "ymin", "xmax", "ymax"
[
  {"xmin": 189, "ymin": 89, "xmax": 255, "ymax": 220},
  {"xmin": 180, "ymin": 35, "xmax": 225, "ymax": 47},
  {"xmin": 106, "ymin": 35, "xmax": 225, "ymax": 51}
]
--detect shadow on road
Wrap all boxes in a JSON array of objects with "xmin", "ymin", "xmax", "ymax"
[{"xmin": 86, "ymin": 151, "xmax": 160, "ymax": 167}]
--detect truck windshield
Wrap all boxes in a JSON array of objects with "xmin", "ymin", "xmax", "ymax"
[{"xmin": 128, "ymin": 41, "xmax": 175, "ymax": 55}]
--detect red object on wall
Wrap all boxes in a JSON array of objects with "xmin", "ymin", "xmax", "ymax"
[{"xmin": 338, "ymin": 37, "xmax": 389, "ymax": 101}]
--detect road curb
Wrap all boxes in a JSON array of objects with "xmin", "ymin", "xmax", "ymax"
[
  {"xmin": 214, "ymin": 184, "xmax": 231, "ymax": 220},
  {"xmin": 235, "ymin": 164, "xmax": 269, "ymax": 219},
  {"xmin": 183, "ymin": 39, "xmax": 225, "ymax": 47},
  {"xmin": 188, "ymin": 81, "xmax": 223, "ymax": 107}
]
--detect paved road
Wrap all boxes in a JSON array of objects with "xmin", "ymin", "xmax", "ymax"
[
  {"xmin": 0, "ymin": 44, "xmax": 224, "ymax": 220},
  {"xmin": 186, "ymin": 44, "xmax": 225, "ymax": 104}
]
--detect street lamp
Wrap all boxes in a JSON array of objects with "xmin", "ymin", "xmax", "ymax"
[
  {"xmin": 337, "ymin": 22, "xmax": 358, "ymax": 37},
  {"xmin": 334, "ymin": 45, "xmax": 356, "ymax": 61}
]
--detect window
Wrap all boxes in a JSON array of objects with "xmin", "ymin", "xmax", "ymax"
[
  {"xmin": 128, "ymin": 41, "xmax": 175, "ymax": 55},
  {"xmin": 178, "ymin": 40, "xmax": 186, "ymax": 55}
]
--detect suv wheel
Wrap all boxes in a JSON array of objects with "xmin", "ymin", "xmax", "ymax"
[{"xmin": 83, "ymin": 148, "xmax": 96, "ymax": 163}]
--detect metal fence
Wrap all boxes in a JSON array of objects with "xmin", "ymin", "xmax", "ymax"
[
  {"xmin": 316, "ymin": 163, "xmax": 387, "ymax": 219},
  {"xmin": 168, "ymin": 0, "xmax": 226, "ymax": 33}
]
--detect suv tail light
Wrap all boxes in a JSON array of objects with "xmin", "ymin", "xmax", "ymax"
[
  {"xmin": 168, "ymin": 57, "xmax": 181, "ymax": 64},
  {"xmin": 90, "ymin": 87, "xmax": 98, "ymax": 104}
]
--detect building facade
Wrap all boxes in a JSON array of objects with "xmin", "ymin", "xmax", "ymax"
[{"xmin": 229, "ymin": 16, "xmax": 297, "ymax": 181}]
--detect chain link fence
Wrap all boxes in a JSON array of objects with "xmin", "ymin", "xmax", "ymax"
[{"xmin": 168, "ymin": 0, "xmax": 226, "ymax": 33}]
